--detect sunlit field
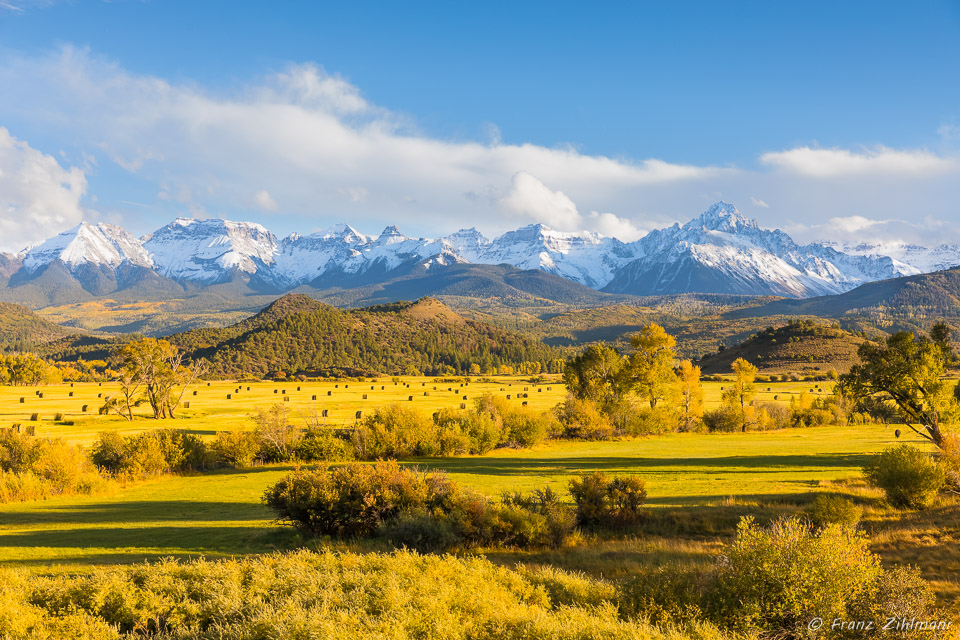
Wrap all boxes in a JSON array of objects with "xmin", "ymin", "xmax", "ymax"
[
  {"xmin": 0, "ymin": 376, "xmax": 955, "ymax": 612},
  {"xmin": 0, "ymin": 377, "xmax": 832, "ymax": 445}
]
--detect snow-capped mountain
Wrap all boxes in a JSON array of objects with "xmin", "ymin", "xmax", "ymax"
[
  {"xmin": 482, "ymin": 224, "xmax": 636, "ymax": 289},
  {"xmin": 22, "ymin": 222, "xmax": 153, "ymax": 273},
  {"xmin": 817, "ymin": 241, "xmax": 960, "ymax": 274},
  {"xmin": 143, "ymin": 218, "xmax": 278, "ymax": 284},
  {"xmin": 5, "ymin": 202, "xmax": 953, "ymax": 302},
  {"xmin": 603, "ymin": 203, "xmax": 916, "ymax": 297}
]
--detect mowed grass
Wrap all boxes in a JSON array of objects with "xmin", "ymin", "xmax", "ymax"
[
  {"xmin": 0, "ymin": 377, "xmax": 830, "ymax": 446},
  {"xmin": 0, "ymin": 376, "xmax": 568, "ymax": 445}
]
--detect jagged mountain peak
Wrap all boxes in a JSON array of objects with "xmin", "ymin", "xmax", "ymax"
[
  {"xmin": 22, "ymin": 220, "xmax": 152, "ymax": 272},
  {"xmin": 144, "ymin": 216, "xmax": 279, "ymax": 283},
  {"xmin": 6, "ymin": 203, "xmax": 950, "ymax": 302},
  {"xmin": 689, "ymin": 201, "xmax": 758, "ymax": 232}
]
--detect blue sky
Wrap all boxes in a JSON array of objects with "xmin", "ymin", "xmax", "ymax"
[{"xmin": 0, "ymin": 0, "xmax": 958, "ymax": 250}]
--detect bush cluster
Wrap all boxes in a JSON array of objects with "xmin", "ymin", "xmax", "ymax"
[
  {"xmin": 569, "ymin": 471, "xmax": 647, "ymax": 528},
  {"xmin": 263, "ymin": 461, "xmax": 577, "ymax": 551},
  {"xmin": 0, "ymin": 429, "xmax": 106, "ymax": 502},
  {"xmin": 805, "ymin": 494, "xmax": 862, "ymax": 527},
  {"xmin": 619, "ymin": 517, "xmax": 944, "ymax": 639},
  {"xmin": 91, "ymin": 430, "xmax": 209, "ymax": 478},
  {"xmin": 864, "ymin": 445, "xmax": 946, "ymax": 509},
  {"xmin": 350, "ymin": 395, "xmax": 555, "ymax": 460}
]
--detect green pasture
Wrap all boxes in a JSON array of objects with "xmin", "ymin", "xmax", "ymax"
[{"xmin": 0, "ymin": 422, "xmax": 911, "ymax": 569}]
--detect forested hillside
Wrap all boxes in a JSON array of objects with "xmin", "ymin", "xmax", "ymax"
[
  {"xmin": 170, "ymin": 294, "xmax": 563, "ymax": 377},
  {"xmin": 0, "ymin": 302, "xmax": 75, "ymax": 353},
  {"xmin": 696, "ymin": 319, "xmax": 868, "ymax": 375}
]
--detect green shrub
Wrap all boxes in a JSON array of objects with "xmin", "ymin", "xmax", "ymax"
[
  {"xmin": 710, "ymin": 517, "xmax": 880, "ymax": 635},
  {"xmin": 475, "ymin": 393, "xmax": 554, "ymax": 447},
  {"xmin": 91, "ymin": 430, "xmax": 210, "ymax": 477},
  {"xmin": 0, "ymin": 432, "xmax": 107, "ymax": 502},
  {"xmin": 350, "ymin": 403, "xmax": 458, "ymax": 459},
  {"xmin": 381, "ymin": 509, "xmax": 461, "ymax": 552},
  {"xmin": 864, "ymin": 445, "xmax": 946, "ymax": 509},
  {"xmin": 805, "ymin": 494, "xmax": 862, "ymax": 528},
  {"xmin": 702, "ymin": 407, "xmax": 741, "ymax": 433},
  {"xmin": 265, "ymin": 464, "xmax": 576, "ymax": 551},
  {"xmin": 502, "ymin": 408, "xmax": 553, "ymax": 447},
  {"xmin": 849, "ymin": 565, "xmax": 941, "ymax": 637},
  {"xmin": 613, "ymin": 403, "xmax": 679, "ymax": 436},
  {"xmin": 211, "ymin": 430, "xmax": 261, "ymax": 468},
  {"xmin": 263, "ymin": 461, "xmax": 458, "ymax": 537},
  {"xmin": 433, "ymin": 407, "xmax": 505, "ymax": 453},
  {"xmin": 554, "ymin": 396, "xmax": 616, "ymax": 440},
  {"xmin": 569, "ymin": 471, "xmax": 647, "ymax": 528},
  {"xmin": 295, "ymin": 427, "xmax": 354, "ymax": 462}
]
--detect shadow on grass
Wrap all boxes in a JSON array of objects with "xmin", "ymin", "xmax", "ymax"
[
  {"xmin": 404, "ymin": 453, "xmax": 873, "ymax": 477},
  {"xmin": 0, "ymin": 500, "xmax": 273, "ymax": 527},
  {"xmin": 0, "ymin": 525, "xmax": 304, "ymax": 566}
]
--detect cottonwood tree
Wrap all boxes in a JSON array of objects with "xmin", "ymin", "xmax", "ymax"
[
  {"xmin": 839, "ymin": 323, "xmax": 957, "ymax": 448},
  {"xmin": 723, "ymin": 358, "xmax": 758, "ymax": 432},
  {"xmin": 563, "ymin": 344, "xmax": 630, "ymax": 409},
  {"xmin": 115, "ymin": 339, "xmax": 208, "ymax": 420},
  {"xmin": 629, "ymin": 324, "xmax": 679, "ymax": 409},
  {"xmin": 677, "ymin": 360, "xmax": 704, "ymax": 431},
  {"xmin": 0, "ymin": 353, "xmax": 51, "ymax": 386}
]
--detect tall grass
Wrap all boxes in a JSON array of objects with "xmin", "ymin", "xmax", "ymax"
[{"xmin": 1, "ymin": 550, "xmax": 741, "ymax": 640}]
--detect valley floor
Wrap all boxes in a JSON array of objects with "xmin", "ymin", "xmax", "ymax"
[
  {"xmin": 1, "ymin": 379, "xmax": 957, "ymax": 617},
  {"xmin": 2, "ymin": 424, "xmax": 956, "ymax": 613}
]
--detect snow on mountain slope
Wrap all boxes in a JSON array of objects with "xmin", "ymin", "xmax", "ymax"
[
  {"xmin": 481, "ymin": 224, "xmax": 635, "ymax": 289},
  {"xmin": 272, "ymin": 224, "xmax": 371, "ymax": 286},
  {"xmin": 22, "ymin": 222, "xmax": 153, "ymax": 272},
  {"xmin": 818, "ymin": 240, "xmax": 960, "ymax": 274},
  {"xmin": 143, "ymin": 218, "xmax": 278, "ymax": 283},
  {"xmin": 604, "ymin": 203, "xmax": 915, "ymax": 297},
  {"xmin": 10, "ymin": 203, "xmax": 949, "ymax": 299}
]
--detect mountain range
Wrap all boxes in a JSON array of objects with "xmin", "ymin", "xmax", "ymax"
[{"xmin": 2, "ymin": 202, "xmax": 955, "ymax": 307}]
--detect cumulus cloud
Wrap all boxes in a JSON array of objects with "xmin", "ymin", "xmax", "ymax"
[
  {"xmin": 0, "ymin": 126, "xmax": 88, "ymax": 251},
  {"xmin": 587, "ymin": 211, "xmax": 646, "ymax": 241},
  {"xmin": 251, "ymin": 189, "xmax": 278, "ymax": 212},
  {"xmin": 0, "ymin": 46, "xmax": 959, "ymax": 246},
  {"xmin": 760, "ymin": 146, "xmax": 957, "ymax": 177},
  {"xmin": 0, "ymin": 46, "xmax": 728, "ymax": 238},
  {"xmin": 499, "ymin": 172, "xmax": 581, "ymax": 229},
  {"xmin": 825, "ymin": 215, "xmax": 888, "ymax": 234}
]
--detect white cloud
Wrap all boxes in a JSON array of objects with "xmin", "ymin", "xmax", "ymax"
[
  {"xmin": 499, "ymin": 171, "xmax": 581, "ymax": 229},
  {"xmin": 0, "ymin": 46, "xmax": 727, "ymax": 238},
  {"xmin": 337, "ymin": 186, "xmax": 368, "ymax": 203},
  {"xmin": 825, "ymin": 215, "xmax": 887, "ymax": 234},
  {"xmin": 0, "ymin": 46, "xmax": 959, "ymax": 247},
  {"xmin": 251, "ymin": 189, "xmax": 278, "ymax": 212},
  {"xmin": 0, "ymin": 126, "xmax": 88, "ymax": 251},
  {"xmin": 261, "ymin": 64, "xmax": 372, "ymax": 116},
  {"xmin": 587, "ymin": 211, "xmax": 646, "ymax": 241},
  {"xmin": 760, "ymin": 145, "xmax": 958, "ymax": 177}
]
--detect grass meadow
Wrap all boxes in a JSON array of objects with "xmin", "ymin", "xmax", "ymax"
[{"xmin": 0, "ymin": 376, "xmax": 956, "ymax": 613}]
